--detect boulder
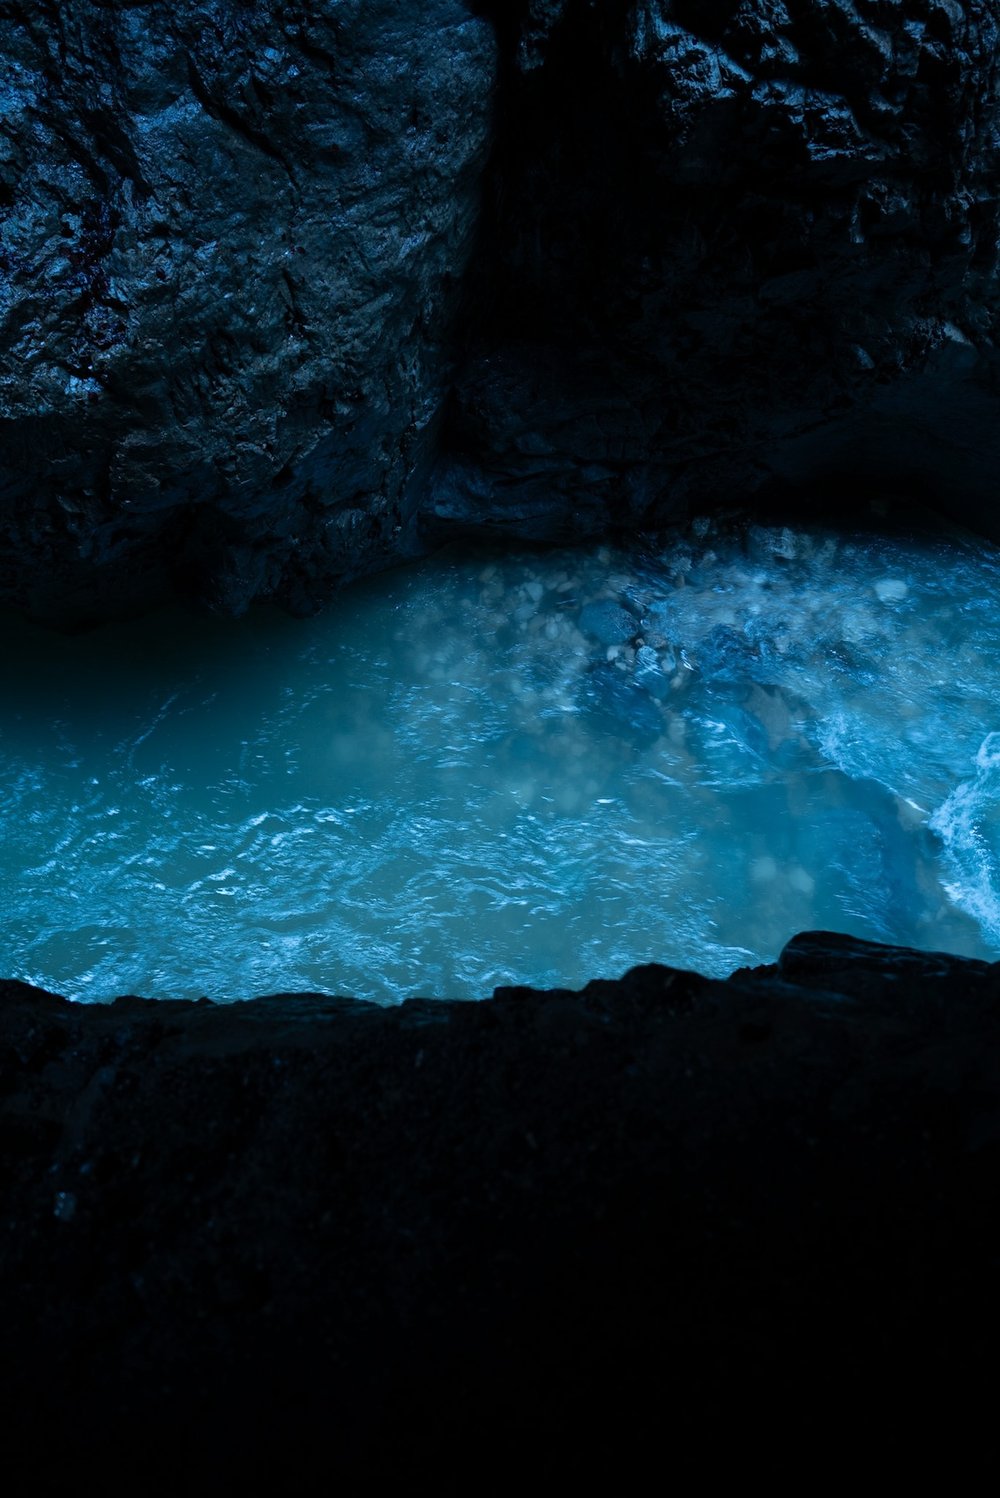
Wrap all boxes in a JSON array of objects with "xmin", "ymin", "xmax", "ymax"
[
  {"xmin": 435, "ymin": 0, "xmax": 1000, "ymax": 542},
  {"xmin": 0, "ymin": 0, "xmax": 495, "ymax": 619}
]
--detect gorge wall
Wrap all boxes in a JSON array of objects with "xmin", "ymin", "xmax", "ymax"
[
  {"xmin": 0, "ymin": 0, "xmax": 494, "ymax": 619},
  {"xmin": 3, "ymin": 8, "xmax": 1000, "ymax": 1472},
  {"xmin": 2, "ymin": 1, "xmax": 999, "ymax": 621}
]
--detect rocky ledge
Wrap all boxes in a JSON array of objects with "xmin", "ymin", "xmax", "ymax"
[{"xmin": 2, "ymin": 929, "xmax": 998, "ymax": 1477}]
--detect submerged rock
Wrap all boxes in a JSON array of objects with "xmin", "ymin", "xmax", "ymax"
[
  {"xmin": 794, "ymin": 802, "xmax": 909, "ymax": 945},
  {"xmin": 580, "ymin": 659, "xmax": 664, "ymax": 748},
  {"xmin": 578, "ymin": 598, "xmax": 637, "ymax": 646},
  {"xmin": 694, "ymin": 625, "xmax": 762, "ymax": 687}
]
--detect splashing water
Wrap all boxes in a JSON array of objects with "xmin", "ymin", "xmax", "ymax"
[
  {"xmin": 1, "ymin": 520, "xmax": 998, "ymax": 1002},
  {"xmin": 930, "ymin": 733, "xmax": 1000, "ymax": 947}
]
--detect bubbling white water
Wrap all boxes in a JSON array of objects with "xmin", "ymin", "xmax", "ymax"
[{"xmin": 1, "ymin": 519, "xmax": 998, "ymax": 1002}]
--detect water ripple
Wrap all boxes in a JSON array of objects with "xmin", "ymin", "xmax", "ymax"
[{"xmin": 2, "ymin": 522, "xmax": 999, "ymax": 1000}]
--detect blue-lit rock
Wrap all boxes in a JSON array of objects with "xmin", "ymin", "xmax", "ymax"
[
  {"xmin": 578, "ymin": 599, "xmax": 638, "ymax": 646},
  {"xmin": 432, "ymin": 0, "xmax": 1000, "ymax": 544},
  {"xmin": 0, "ymin": 1, "xmax": 495, "ymax": 619},
  {"xmin": 3, "ymin": 3, "xmax": 1000, "ymax": 618}
]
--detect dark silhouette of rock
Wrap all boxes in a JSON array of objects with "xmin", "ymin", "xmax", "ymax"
[{"xmin": 1, "ymin": 930, "xmax": 998, "ymax": 1478}]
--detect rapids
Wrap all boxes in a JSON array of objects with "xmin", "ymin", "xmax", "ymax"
[{"xmin": 2, "ymin": 519, "xmax": 997, "ymax": 1001}]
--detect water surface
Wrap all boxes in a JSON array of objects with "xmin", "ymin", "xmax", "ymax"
[{"xmin": 2, "ymin": 520, "xmax": 998, "ymax": 1001}]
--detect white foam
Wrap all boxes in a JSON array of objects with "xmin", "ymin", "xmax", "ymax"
[
  {"xmin": 874, "ymin": 578, "xmax": 908, "ymax": 603},
  {"xmin": 930, "ymin": 735, "xmax": 1000, "ymax": 944}
]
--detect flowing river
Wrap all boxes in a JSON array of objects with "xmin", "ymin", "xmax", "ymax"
[{"xmin": 2, "ymin": 519, "xmax": 998, "ymax": 1001}]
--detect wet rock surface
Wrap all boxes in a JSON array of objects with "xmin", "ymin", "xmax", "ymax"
[
  {"xmin": 438, "ymin": 0, "xmax": 1000, "ymax": 542},
  {"xmin": 3, "ymin": 2, "xmax": 1000, "ymax": 618},
  {"xmin": 0, "ymin": 1, "xmax": 494, "ymax": 619},
  {"xmin": 1, "ymin": 930, "xmax": 999, "ymax": 1476}
]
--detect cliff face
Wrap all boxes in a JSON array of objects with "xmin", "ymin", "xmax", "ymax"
[
  {"xmin": 2, "ymin": 0, "xmax": 999, "ymax": 619},
  {"xmin": 4, "ymin": 11, "xmax": 1000, "ymax": 1466},
  {"xmin": 0, "ymin": 1, "xmax": 495, "ymax": 618},
  {"xmin": 441, "ymin": 0, "xmax": 1000, "ymax": 540}
]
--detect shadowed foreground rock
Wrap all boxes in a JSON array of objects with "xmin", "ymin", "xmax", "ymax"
[{"xmin": 2, "ymin": 930, "xmax": 999, "ymax": 1477}]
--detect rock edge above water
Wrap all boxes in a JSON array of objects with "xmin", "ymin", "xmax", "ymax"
[
  {"xmin": 3, "ymin": 1, "xmax": 1000, "ymax": 620},
  {"xmin": 2, "ymin": 929, "xmax": 999, "ymax": 1477}
]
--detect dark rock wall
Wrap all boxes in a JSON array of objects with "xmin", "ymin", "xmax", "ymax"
[
  {"xmin": 2, "ymin": 1, "xmax": 999, "ymax": 619},
  {"xmin": 436, "ymin": 0, "xmax": 1000, "ymax": 540},
  {"xmin": 0, "ymin": 1, "xmax": 494, "ymax": 618},
  {"xmin": 2, "ymin": 932, "xmax": 999, "ymax": 1476}
]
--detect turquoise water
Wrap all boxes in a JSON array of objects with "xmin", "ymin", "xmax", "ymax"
[{"xmin": 2, "ymin": 520, "xmax": 998, "ymax": 1002}]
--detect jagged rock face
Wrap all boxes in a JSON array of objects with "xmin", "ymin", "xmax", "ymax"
[
  {"xmin": 2, "ymin": 2, "xmax": 999, "ymax": 619},
  {"xmin": 0, "ymin": 1, "xmax": 494, "ymax": 618},
  {"xmin": 436, "ymin": 0, "xmax": 1000, "ymax": 540}
]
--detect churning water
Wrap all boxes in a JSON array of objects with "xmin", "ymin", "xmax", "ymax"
[{"xmin": 2, "ymin": 520, "xmax": 999, "ymax": 1002}]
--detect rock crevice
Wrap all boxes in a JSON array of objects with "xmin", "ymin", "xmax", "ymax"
[{"xmin": 2, "ymin": 2, "xmax": 999, "ymax": 619}]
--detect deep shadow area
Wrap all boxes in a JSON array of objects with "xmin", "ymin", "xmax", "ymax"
[
  {"xmin": 2, "ymin": 2, "xmax": 999, "ymax": 617},
  {"xmin": 431, "ymin": 0, "xmax": 1000, "ymax": 547},
  {"xmin": 2, "ymin": 932, "xmax": 998, "ymax": 1477}
]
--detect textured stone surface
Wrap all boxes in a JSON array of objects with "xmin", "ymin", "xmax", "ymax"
[
  {"xmin": 5, "ymin": 12, "xmax": 999, "ymax": 1467},
  {"xmin": 1, "ymin": 931, "xmax": 999, "ymax": 1477},
  {"xmin": 0, "ymin": 0, "xmax": 494, "ymax": 618},
  {"xmin": 434, "ymin": 0, "xmax": 1000, "ymax": 541},
  {"xmin": 3, "ymin": 2, "xmax": 1000, "ymax": 617}
]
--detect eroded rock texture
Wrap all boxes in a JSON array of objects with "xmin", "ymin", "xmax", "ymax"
[
  {"xmin": 436, "ymin": 0, "xmax": 1000, "ymax": 541},
  {"xmin": 0, "ymin": 1, "xmax": 494, "ymax": 618},
  {"xmin": 2, "ymin": 1, "xmax": 999, "ymax": 618}
]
